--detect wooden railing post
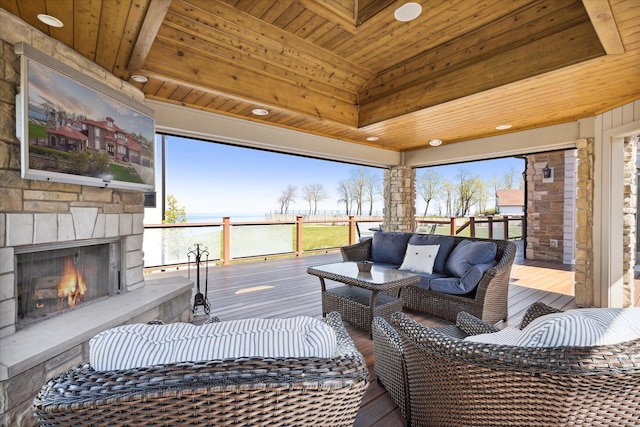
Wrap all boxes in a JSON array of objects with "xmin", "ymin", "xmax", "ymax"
[
  {"xmin": 348, "ymin": 215, "xmax": 355, "ymax": 245},
  {"xmin": 469, "ymin": 217, "xmax": 476, "ymax": 237},
  {"xmin": 487, "ymin": 215, "xmax": 494, "ymax": 239},
  {"xmin": 503, "ymin": 215, "xmax": 510, "ymax": 239},
  {"xmin": 450, "ymin": 217, "xmax": 456, "ymax": 235},
  {"xmin": 296, "ymin": 215, "xmax": 303, "ymax": 257},
  {"xmin": 222, "ymin": 217, "xmax": 231, "ymax": 265}
]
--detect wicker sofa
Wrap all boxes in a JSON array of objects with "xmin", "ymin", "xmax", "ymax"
[
  {"xmin": 341, "ymin": 233, "xmax": 517, "ymax": 323},
  {"xmin": 372, "ymin": 303, "xmax": 640, "ymax": 426},
  {"xmin": 33, "ymin": 312, "xmax": 369, "ymax": 427}
]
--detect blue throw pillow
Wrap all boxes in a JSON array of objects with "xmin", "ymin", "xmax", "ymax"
[
  {"xmin": 408, "ymin": 234, "xmax": 455, "ymax": 273},
  {"xmin": 371, "ymin": 232, "xmax": 411, "ymax": 265},
  {"xmin": 459, "ymin": 260, "xmax": 497, "ymax": 292},
  {"xmin": 445, "ymin": 240, "xmax": 497, "ymax": 278}
]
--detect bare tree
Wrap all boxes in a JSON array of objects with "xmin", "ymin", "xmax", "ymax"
[
  {"xmin": 487, "ymin": 174, "xmax": 501, "ymax": 212},
  {"xmin": 363, "ymin": 171, "xmax": 382, "ymax": 215},
  {"xmin": 348, "ymin": 167, "xmax": 367, "ymax": 215},
  {"xmin": 442, "ymin": 180, "xmax": 455, "ymax": 217},
  {"xmin": 336, "ymin": 180, "xmax": 354, "ymax": 215},
  {"xmin": 455, "ymin": 169, "xmax": 482, "ymax": 216},
  {"xmin": 302, "ymin": 183, "xmax": 328, "ymax": 214},
  {"xmin": 475, "ymin": 180, "xmax": 489, "ymax": 214},
  {"xmin": 417, "ymin": 169, "xmax": 443, "ymax": 216},
  {"xmin": 277, "ymin": 185, "xmax": 297, "ymax": 214},
  {"xmin": 502, "ymin": 167, "xmax": 516, "ymax": 190}
]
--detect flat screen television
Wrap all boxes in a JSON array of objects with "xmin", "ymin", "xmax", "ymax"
[{"xmin": 15, "ymin": 42, "xmax": 155, "ymax": 191}]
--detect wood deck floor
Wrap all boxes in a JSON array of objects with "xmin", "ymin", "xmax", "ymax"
[{"xmin": 149, "ymin": 245, "xmax": 579, "ymax": 426}]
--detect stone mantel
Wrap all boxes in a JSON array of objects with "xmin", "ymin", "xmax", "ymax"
[{"xmin": 0, "ymin": 276, "xmax": 193, "ymax": 381}]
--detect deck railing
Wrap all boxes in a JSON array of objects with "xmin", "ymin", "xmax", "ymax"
[{"xmin": 143, "ymin": 215, "xmax": 523, "ymax": 269}]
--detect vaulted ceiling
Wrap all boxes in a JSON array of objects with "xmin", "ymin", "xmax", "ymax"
[{"xmin": 2, "ymin": 0, "xmax": 639, "ymax": 152}]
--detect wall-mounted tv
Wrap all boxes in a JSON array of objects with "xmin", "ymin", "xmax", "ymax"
[{"xmin": 15, "ymin": 42, "xmax": 155, "ymax": 191}]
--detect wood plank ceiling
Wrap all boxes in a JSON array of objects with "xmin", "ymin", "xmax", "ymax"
[{"xmin": 2, "ymin": 0, "xmax": 639, "ymax": 152}]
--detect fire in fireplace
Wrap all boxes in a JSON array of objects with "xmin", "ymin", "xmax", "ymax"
[{"xmin": 15, "ymin": 238, "xmax": 121, "ymax": 329}]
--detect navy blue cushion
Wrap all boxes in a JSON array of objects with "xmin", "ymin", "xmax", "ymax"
[
  {"xmin": 458, "ymin": 260, "xmax": 497, "ymax": 292},
  {"xmin": 408, "ymin": 234, "xmax": 455, "ymax": 273},
  {"xmin": 371, "ymin": 232, "xmax": 411, "ymax": 265},
  {"xmin": 429, "ymin": 277, "xmax": 464, "ymax": 294},
  {"xmin": 445, "ymin": 240, "xmax": 497, "ymax": 277},
  {"xmin": 410, "ymin": 272, "xmax": 448, "ymax": 290}
]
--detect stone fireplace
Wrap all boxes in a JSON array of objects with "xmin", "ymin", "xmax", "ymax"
[
  {"xmin": 0, "ymin": 13, "xmax": 193, "ymax": 426},
  {"xmin": 15, "ymin": 238, "xmax": 121, "ymax": 330}
]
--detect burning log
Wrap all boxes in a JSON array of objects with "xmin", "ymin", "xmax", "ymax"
[
  {"xmin": 33, "ymin": 276, "xmax": 62, "ymax": 300},
  {"xmin": 58, "ymin": 257, "xmax": 87, "ymax": 306}
]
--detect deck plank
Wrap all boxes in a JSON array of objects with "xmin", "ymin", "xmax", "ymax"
[{"xmin": 148, "ymin": 248, "xmax": 576, "ymax": 427}]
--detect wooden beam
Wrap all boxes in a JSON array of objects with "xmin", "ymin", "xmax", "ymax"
[
  {"xmin": 127, "ymin": 0, "xmax": 172, "ymax": 72},
  {"xmin": 582, "ymin": 0, "xmax": 624, "ymax": 54},
  {"xmin": 297, "ymin": 0, "xmax": 358, "ymax": 34},
  {"xmin": 359, "ymin": 22, "xmax": 605, "ymax": 126}
]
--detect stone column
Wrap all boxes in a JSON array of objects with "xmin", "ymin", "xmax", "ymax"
[
  {"xmin": 383, "ymin": 166, "xmax": 415, "ymax": 232},
  {"xmin": 575, "ymin": 138, "xmax": 594, "ymax": 307},
  {"xmin": 622, "ymin": 135, "xmax": 638, "ymax": 306},
  {"xmin": 524, "ymin": 151, "xmax": 566, "ymax": 262}
]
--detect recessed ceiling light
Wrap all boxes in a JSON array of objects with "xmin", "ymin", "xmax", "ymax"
[
  {"xmin": 496, "ymin": 124, "xmax": 512, "ymax": 130},
  {"xmin": 131, "ymin": 74, "xmax": 148, "ymax": 83},
  {"xmin": 429, "ymin": 139, "xmax": 442, "ymax": 147},
  {"xmin": 37, "ymin": 14, "xmax": 63, "ymax": 28},
  {"xmin": 394, "ymin": 3, "xmax": 422, "ymax": 22},
  {"xmin": 366, "ymin": 136, "xmax": 379, "ymax": 141},
  {"xmin": 252, "ymin": 108, "xmax": 269, "ymax": 116}
]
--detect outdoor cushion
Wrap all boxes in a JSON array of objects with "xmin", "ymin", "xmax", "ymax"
[
  {"xmin": 514, "ymin": 308, "xmax": 640, "ymax": 347},
  {"xmin": 399, "ymin": 244, "xmax": 440, "ymax": 274},
  {"xmin": 411, "ymin": 272, "xmax": 449, "ymax": 290},
  {"xmin": 371, "ymin": 232, "xmax": 411, "ymax": 265},
  {"xmin": 464, "ymin": 327, "xmax": 523, "ymax": 345},
  {"xmin": 445, "ymin": 240, "xmax": 497, "ymax": 277},
  {"xmin": 429, "ymin": 260, "xmax": 497, "ymax": 294},
  {"xmin": 90, "ymin": 316, "xmax": 337, "ymax": 371},
  {"xmin": 408, "ymin": 234, "xmax": 455, "ymax": 273},
  {"xmin": 458, "ymin": 260, "xmax": 497, "ymax": 291}
]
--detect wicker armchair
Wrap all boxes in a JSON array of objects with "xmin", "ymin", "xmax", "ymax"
[
  {"xmin": 372, "ymin": 303, "xmax": 640, "ymax": 426},
  {"xmin": 33, "ymin": 312, "xmax": 369, "ymax": 427},
  {"xmin": 342, "ymin": 235, "xmax": 518, "ymax": 323}
]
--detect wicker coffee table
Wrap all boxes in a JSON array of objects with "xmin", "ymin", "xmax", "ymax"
[{"xmin": 307, "ymin": 262, "xmax": 420, "ymax": 337}]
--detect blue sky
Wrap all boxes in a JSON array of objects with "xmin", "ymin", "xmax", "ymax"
[{"xmin": 158, "ymin": 135, "xmax": 524, "ymax": 219}]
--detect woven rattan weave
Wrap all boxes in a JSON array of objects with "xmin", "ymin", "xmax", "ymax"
[
  {"xmin": 341, "ymin": 235, "xmax": 517, "ymax": 323},
  {"xmin": 33, "ymin": 312, "xmax": 369, "ymax": 426},
  {"xmin": 307, "ymin": 261, "xmax": 420, "ymax": 336},
  {"xmin": 373, "ymin": 303, "xmax": 640, "ymax": 426}
]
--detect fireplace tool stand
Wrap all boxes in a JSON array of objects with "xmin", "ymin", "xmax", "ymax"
[{"xmin": 187, "ymin": 243, "xmax": 211, "ymax": 315}]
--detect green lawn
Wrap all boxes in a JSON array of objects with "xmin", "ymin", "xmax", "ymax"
[
  {"xmin": 28, "ymin": 123, "xmax": 48, "ymax": 139},
  {"xmin": 300, "ymin": 224, "xmax": 350, "ymax": 250},
  {"xmin": 109, "ymin": 163, "xmax": 144, "ymax": 183}
]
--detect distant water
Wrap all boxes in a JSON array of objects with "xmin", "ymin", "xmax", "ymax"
[{"xmin": 186, "ymin": 213, "xmax": 271, "ymax": 223}]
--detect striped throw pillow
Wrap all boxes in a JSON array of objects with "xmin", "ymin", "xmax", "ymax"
[
  {"xmin": 464, "ymin": 327, "xmax": 523, "ymax": 345},
  {"xmin": 514, "ymin": 308, "xmax": 640, "ymax": 347},
  {"xmin": 90, "ymin": 316, "xmax": 337, "ymax": 371}
]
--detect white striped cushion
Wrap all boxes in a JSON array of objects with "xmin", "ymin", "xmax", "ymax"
[
  {"xmin": 90, "ymin": 316, "xmax": 337, "ymax": 371},
  {"xmin": 514, "ymin": 308, "xmax": 640, "ymax": 347},
  {"xmin": 464, "ymin": 327, "xmax": 523, "ymax": 345}
]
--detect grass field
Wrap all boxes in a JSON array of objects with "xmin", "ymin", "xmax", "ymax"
[
  {"xmin": 300, "ymin": 224, "xmax": 350, "ymax": 250},
  {"xmin": 28, "ymin": 123, "xmax": 48, "ymax": 138},
  {"xmin": 109, "ymin": 163, "xmax": 144, "ymax": 183}
]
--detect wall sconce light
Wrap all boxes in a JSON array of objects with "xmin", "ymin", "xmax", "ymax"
[{"xmin": 543, "ymin": 163, "xmax": 552, "ymax": 179}]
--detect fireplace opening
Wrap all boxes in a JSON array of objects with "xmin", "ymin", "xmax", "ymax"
[{"xmin": 16, "ymin": 239, "xmax": 121, "ymax": 329}]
